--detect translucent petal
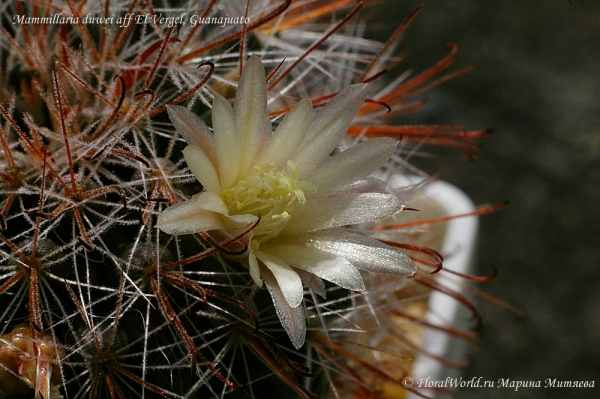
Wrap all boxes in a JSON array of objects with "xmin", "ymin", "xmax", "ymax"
[
  {"xmin": 254, "ymin": 99, "xmax": 312, "ymax": 171},
  {"xmin": 156, "ymin": 199, "xmax": 226, "ymax": 235},
  {"xmin": 223, "ymin": 214, "xmax": 259, "ymax": 230},
  {"xmin": 255, "ymin": 249, "xmax": 303, "ymax": 308},
  {"xmin": 292, "ymin": 84, "xmax": 368, "ymax": 179},
  {"xmin": 212, "ymin": 93, "xmax": 240, "ymax": 189},
  {"xmin": 261, "ymin": 267, "xmax": 306, "ymax": 349},
  {"xmin": 167, "ymin": 105, "xmax": 217, "ymax": 165},
  {"xmin": 263, "ymin": 243, "xmax": 365, "ymax": 292},
  {"xmin": 247, "ymin": 244, "xmax": 263, "ymax": 287},
  {"xmin": 284, "ymin": 192, "xmax": 401, "ymax": 234},
  {"xmin": 195, "ymin": 191, "xmax": 228, "ymax": 214},
  {"xmin": 307, "ymin": 138, "xmax": 398, "ymax": 195},
  {"xmin": 282, "ymin": 229, "xmax": 416, "ymax": 276},
  {"xmin": 234, "ymin": 56, "xmax": 270, "ymax": 177},
  {"xmin": 334, "ymin": 177, "xmax": 390, "ymax": 195},
  {"xmin": 294, "ymin": 268, "xmax": 326, "ymax": 299},
  {"xmin": 182, "ymin": 145, "xmax": 221, "ymax": 193}
]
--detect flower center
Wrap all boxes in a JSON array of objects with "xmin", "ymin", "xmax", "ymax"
[{"xmin": 220, "ymin": 161, "xmax": 314, "ymax": 243}]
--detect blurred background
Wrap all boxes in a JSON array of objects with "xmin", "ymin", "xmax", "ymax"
[{"xmin": 372, "ymin": 1, "xmax": 600, "ymax": 398}]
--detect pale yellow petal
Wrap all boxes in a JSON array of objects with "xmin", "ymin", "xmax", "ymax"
[
  {"xmin": 212, "ymin": 93, "xmax": 240, "ymax": 188},
  {"xmin": 255, "ymin": 249, "xmax": 303, "ymax": 308},
  {"xmin": 195, "ymin": 191, "xmax": 228, "ymax": 214},
  {"xmin": 261, "ymin": 267, "xmax": 305, "ymax": 349},
  {"xmin": 262, "ymin": 243, "xmax": 365, "ymax": 292},
  {"xmin": 283, "ymin": 192, "xmax": 401, "ymax": 234},
  {"xmin": 307, "ymin": 138, "xmax": 398, "ymax": 195},
  {"xmin": 156, "ymin": 199, "xmax": 226, "ymax": 235},
  {"xmin": 167, "ymin": 105, "xmax": 217, "ymax": 165},
  {"xmin": 278, "ymin": 229, "xmax": 416, "ymax": 277},
  {"xmin": 182, "ymin": 145, "xmax": 220, "ymax": 193},
  {"xmin": 254, "ymin": 99, "xmax": 312, "ymax": 170},
  {"xmin": 292, "ymin": 84, "xmax": 368, "ymax": 178},
  {"xmin": 234, "ymin": 56, "xmax": 270, "ymax": 177},
  {"xmin": 247, "ymin": 244, "xmax": 263, "ymax": 287}
]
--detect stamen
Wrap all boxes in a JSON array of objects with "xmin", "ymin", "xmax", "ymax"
[{"xmin": 220, "ymin": 161, "xmax": 314, "ymax": 243}]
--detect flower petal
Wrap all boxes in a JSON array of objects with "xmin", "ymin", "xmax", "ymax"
[
  {"xmin": 261, "ymin": 266, "xmax": 306, "ymax": 349},
  {"xmin": 156, "ymin": 198, "xmax": 227, "ymax": 235},
  {"xmin": 194, "ymin": 191, "xmax": 228, "ymax": 214},
  {"xmin": 292, "ymin": 84, "xmax": 368, "ymax": 179},
  {"xmin": 167, "ymin": 105, "xmax": 217, "ymax": 165},
  {"xmin": 262, "ymin": 243, "xmax": 365, "ymax": 292},
  {"xmin": 334, "ymin": 177, "xmax": 390, "ymax": 195},
  {"xmin": 294, "ymin": 268, "xmax": 326, "ymax": 299},
  {"xmin": 255, "ymin": 249, "xmax": 303, "ymax": 308},
  {"xmin": 283, "ymin": 192, "xmax": 401, "ymax": 234},
  {"xmin": 157, "ymin": 193, "xmax": 257, "ymax": 235},
  {"xmin": 283, "ymin": 229, "xmax": 416, "ymax": 276},
  {"xmin": 224, "ymin": 214, "xmax": 260, "ymax": 229},
  {"xmin": 247, "ymin": 243, "xmax": 263, "ymax": 287},
  {"xmin": 254, "ymin": 99, "xmax": 313, "ymax": 171},
  {"xmin": 182, "ymin": 145, "xmax": 221, "ymax": 193},
  {"xmin": 234, "ymin": 56, "xmax": 270, "ymax": 177},
  {"xmin": 307, "ymin": 137, "xmax": 398, "ymax": 195},
  {"xmin": 212, "ymin": 93, "xmax": 240, "ymax": 189}
]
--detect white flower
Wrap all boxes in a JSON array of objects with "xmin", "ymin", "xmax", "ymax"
[{"xmin": 157, "ymin": 56, "xmax": 415, "ymax": 349}]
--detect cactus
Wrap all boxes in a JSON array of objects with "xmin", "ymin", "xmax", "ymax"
[{"xmin": 0, "ymin": 1, "xmax": 489, "ymax": 398}]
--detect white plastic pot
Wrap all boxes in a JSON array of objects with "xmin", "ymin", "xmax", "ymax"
[{"xmin": 387, "ymin": 175, "xmax": 479, "ymax": 399}]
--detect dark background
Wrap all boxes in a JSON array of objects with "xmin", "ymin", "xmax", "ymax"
[{"xmin": 373, "ymin": 1, "xmax": 600, "ymax": 398}]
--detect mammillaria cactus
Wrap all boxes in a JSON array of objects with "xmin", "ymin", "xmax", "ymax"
[{"xmin": 0, "ymin": 1, "xmax": 491, "ymax": 398}]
